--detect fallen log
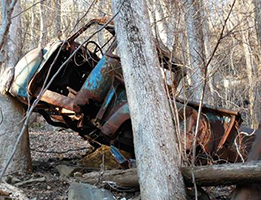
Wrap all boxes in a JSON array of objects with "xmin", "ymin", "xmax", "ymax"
[
  {"xmin": 77, "ymin": 161, "xmax": 261, "ymax": 187},
  {"xmin": 182, "ymin": 161, "xmax": 261, "ymax": 186},
  {"xmin": 76, "ymin": 169, "xmax": 139, "ymax": 188}
]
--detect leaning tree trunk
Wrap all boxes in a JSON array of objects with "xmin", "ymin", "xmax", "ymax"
[
  {"xmin": 111, "ymin": 1, "xmax": 187, "ymax": 199},
  {"xmin": 0, "ymin": 0, "xmax": 32, "ymax": 177}
]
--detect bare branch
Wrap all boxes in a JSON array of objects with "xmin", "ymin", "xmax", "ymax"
[
  {"xmin": 11, "ymin": 0, "xmax": 46, "ymax": 19},
  {"xmin": 30, "ymin": 147, "xmax": 89, "ymax": 154}
]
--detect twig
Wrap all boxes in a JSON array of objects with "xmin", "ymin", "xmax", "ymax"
[
  {"xmin": 0, "ymin": 2, "xmax": 125, "ymax": 181},
  {"xmin": 71, "ymin": 0, "xmax": 98, "ymax": 34},
  {"xmin": 103, "ymin": 181, "xmax": 138, "ymax": 192},
  {"xmin": 14, "ymin": 177, "xmax": 45, "ymax": 186},
  {"xmin": 234, "ymin": 130, "xmax": 256, "ymax": 162},
  {"xmin": 11, "ymin": 0, "xmax": 46, "ymax": 19},
  {"xmin": 82, "ymin": 0, "xmax": 108, "ymax": 16}
]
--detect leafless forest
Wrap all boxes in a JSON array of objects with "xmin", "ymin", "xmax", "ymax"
[
  {"xmin": 1, "ymin": 0, "xmax": 261, "ymax": 199},
  {"xmin": 2, "ymin": 0, "xmax": 261, "ymax": 126}
]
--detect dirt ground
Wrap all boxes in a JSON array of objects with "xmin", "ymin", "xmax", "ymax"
[
  {"xmin": 3, "ymin": 119, "xmax": 139, "ymax": 200},
  {"xmin": 14, "ymin": 125, "xmax": 89, "ymax": 200},
  {"xmin": 1, "ymin": 117, "xmax": 233, "ymax": 200}
]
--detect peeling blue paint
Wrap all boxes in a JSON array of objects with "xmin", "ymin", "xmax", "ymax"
[
  {"xmin": 82, "ymin": 56, "xmax": 114, "ymax": 101},
  {"xmin": 10, "ymin": 48, "xmax": 43, "ymax": 97}
]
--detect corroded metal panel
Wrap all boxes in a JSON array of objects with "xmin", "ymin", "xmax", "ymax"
[
  {"xmin": 101, "ymin": 102, "xmax": 130, "ymax": 137},
  {"xmin": 9, "ymin": 48, "xmax": 43, "ymax": 98}
]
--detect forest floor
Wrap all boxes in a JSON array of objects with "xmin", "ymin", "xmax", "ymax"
[
  {"xmin": 2, "ymin": 117, "xmax": 140, "ymax": 200},
  {"xmin": 1, "ymin": 116, "xmax": 233, "ymax": 200}
]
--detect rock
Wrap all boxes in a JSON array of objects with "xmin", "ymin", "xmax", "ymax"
[
  {"xmin": 68, "ymin": 182, "xmax": 116, "ymax": 200},
  {"xmin": 80, "ymin": 145, "xmax": 131, "ymax": 170},
  {"xmin": 73, "ymin": 172, "xmax": 83, "ymax": 178},
  {"xmin": 56, "ymin": 165, "xmax": 79, "ymax": 177}
]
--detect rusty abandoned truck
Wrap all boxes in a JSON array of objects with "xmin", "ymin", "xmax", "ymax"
[{"xmin": 9, "ymin": 18, "xmax": 255, "ymax": 164}]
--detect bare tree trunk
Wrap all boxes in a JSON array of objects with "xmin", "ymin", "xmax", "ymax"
[
  {"xmin": 98, "ymin": 0, "xmax": 105, "ymax": 46},
  {"xmin": 147, "ymin": 0, "xmax": 168, "ymax": 44},
  {"xmin": 0, "ymin": 0, "xmax": 32, "ymax": 176},
  {"xmin": 200, "ymin": 0, "xmax": 216, "ymax": 106},
  {"xmin": 54, "ymin": 0, "xmax": 61, "ymax": 38},
  {"xmin": 39, "ymin": 0, "xmax": 47, "ymax": 48},
  {"xmin": 241, "ymin": 32, "xmax": 257, "ymax": 128},
  {"xmin": 0, "ymin": 96, "xmax": 32, "ymax": 175},
  {"xmin": 254, "ymin": 0, "xmax": 261, "ymax": 45},
  {"xmin": 184, "ymin": 0, "xmax": 206, "ymax": 101},
  {"xmin": 238, "ymin": 0, "xmax": 259, "ymax": 129},
  {"xmin": 30, "ymin": 0, "xmax": 36, "ymax": 46},
  {"xmin": 7, "ymin": 0, "xmax": 22, "ymax": 68},
  {"xmin": 0, "ymin": 0, "xmax": 17, "ymax": 67},
  {"xmin": 72, "ymin": 0, "xmax": 80, "ymax": 32},
  {"xmin": 111, "ymin": 1, "xmax": 187, "ymax": 199}
]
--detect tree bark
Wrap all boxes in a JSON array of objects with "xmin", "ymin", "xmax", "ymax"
[
  {"xmin": 254, "ymin": 0, "xmax": 261, "ymax": 45},
  {"xmin": 0, "ymin": 0, "xmax": 17, "ymax": 66},
  {"xmin": 111, "ymin": 1, "xmax": 187, "ymax": 199},
  {"xmin": 77, "ymin": 169, "xmax": 139, "ymax": 188},
  {"xmin": 39, "ymin": 0, "xmax": 47, "ymax": 48},
  {"xmin": 98, "ymin": 0, "xmax": 105, "ymax": 46},
  {"xmin": 0, "ymin": 96, "xmax": 32, "ymax": 175},
  {"xmin": 7, "ymin": 0, "xmax": 22, "ymax": 68},
  {"xmin": 54, "ymin": 0, "xmax": 61, "ymax": 38},
  {"xmin": 184, "ymin": 0, "xmax": 206, "ymax": 101},
  {"xmin": 0, "ymin": 0, "xmax": 32, "ymax": 176},
  {"xmin": 182, "ymin": 161, "xmax": 261, "ymax": 187},
  {"xmin": 239, "ymin": 0, "xmax": 259, "ymax": 129}
]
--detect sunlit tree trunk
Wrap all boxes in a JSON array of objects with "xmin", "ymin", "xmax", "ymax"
[
  {"xmin": 147, "ymin": 0, "xmax": 168, "ymax": 44},
  {"xmin": 30, "ymin": 0, "xmax": 36, "ymax": 46},
  {"xmin": 111, "ymin": 0, "xmax": 187, "ymax": 199},
  {"xmin": 39, "ymin": 0, "xmax": 47, "ymax": 48}
]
